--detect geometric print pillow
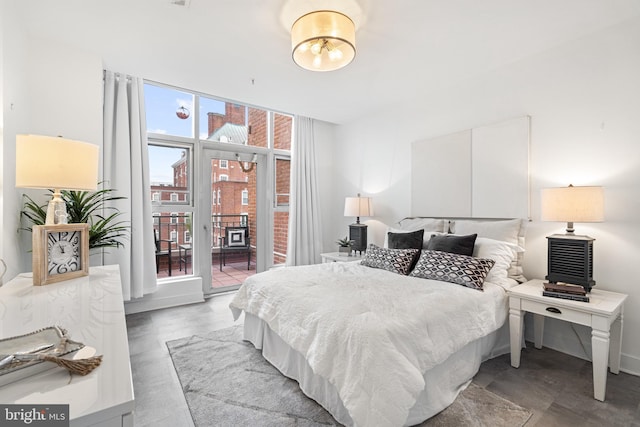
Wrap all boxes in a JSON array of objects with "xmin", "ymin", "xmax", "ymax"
[
  {"xmin": 361, "ymin": 244, "xmax": 420, "ymax": 275},
  {"xmin": 409, "ymin": 250, "xmax": 495, "ymax": 290}
]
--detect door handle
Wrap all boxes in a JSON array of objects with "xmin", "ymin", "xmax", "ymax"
[{"xmin": 546, "ymin": 307, "xmax": 562, "ymax": 314}]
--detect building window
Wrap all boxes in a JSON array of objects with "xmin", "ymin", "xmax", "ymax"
[
  {"xmin": 241, "ymin": 189, "xmax": 249, "ymax": 205},
  {"xmin": 219, "ymin": 174, "xmax": 228, "ymax": 181},
  {"xmin": 184, "ymin": 231, "xmax": 191, "ymax": 243},
  {"xmin": 212, "ymin": 190, "xmax": 217, "ymax": 205},
  {"xmin": 171, "ymin": 213, "xmax": 178, "ymax": 224},
  {"xmin": 147, "ymin": 144, "xmax": 191, "ymax": 205},
  {"xmin": 219, "ymin": 159, "xmax": 228, "ymax": 169},
  {"xmin": 170, "ymin": 229, "xmax": 177, "ymax": 242},
  {"xmin": 217, "ymin": 189, "xmax": 221, "ymax": 205}
]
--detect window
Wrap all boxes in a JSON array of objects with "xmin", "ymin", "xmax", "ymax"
[
  {"xmin": 144, "ymin": 83, "xmax": 194, "ymax": 139},
  {"xmin": 145, "ymin": 81, "xmax": 293, "ymax": 280},
  {"xmin": 273, "ymin": 113, "xmax": 293, "ymax": 150},
  {"xmin": 148, "ymin": 144, "xmax": 191, "ymax": 205}
]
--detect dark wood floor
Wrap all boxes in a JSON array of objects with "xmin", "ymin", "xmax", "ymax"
[{"xmin": 126, "ymin": 294, "xmax": 640, "ymax": 426}]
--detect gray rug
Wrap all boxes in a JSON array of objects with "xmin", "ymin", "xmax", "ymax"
[{"xmin": 167, "ymin": 326, "xmax": 531, "ymax": 427}]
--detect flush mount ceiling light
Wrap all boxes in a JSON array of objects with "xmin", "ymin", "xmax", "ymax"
[{"xmin": 291, "ymin": 10, "xmax": 356, "ymax": 72}]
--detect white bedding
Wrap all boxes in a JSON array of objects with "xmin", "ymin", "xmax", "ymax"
[{"xmin": 230, "ymin": 261, "xmax": 509, "ymax": 427}]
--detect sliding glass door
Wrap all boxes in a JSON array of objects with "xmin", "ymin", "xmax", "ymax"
[{"xmin": 199, "ymin": 149, "xmax": 268, "ymax": 295}]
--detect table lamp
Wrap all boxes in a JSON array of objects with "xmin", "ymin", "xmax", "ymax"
[
  {"xmin": 16, "ymin": 135, "xmax": 99, "ymax": 225},
  {"xmin": 344, "ymin": 193, "xmax": 373, "ymax": 254},
  {"xmin": 541, "ymin": 184, "xmax": 604, "ymax": 292}
]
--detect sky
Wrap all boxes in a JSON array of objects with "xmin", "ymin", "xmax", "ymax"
[{"xmin": 144, "ymin": 83, "xmax": 225, "ymax": 184}]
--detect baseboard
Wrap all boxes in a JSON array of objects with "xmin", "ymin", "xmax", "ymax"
[{"xmin": 124, "ymin": 276, "xmax": 204, "ymax": 314}]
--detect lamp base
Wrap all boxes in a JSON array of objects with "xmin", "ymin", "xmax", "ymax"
[
  {"xmin": 349, "ymin": 224, "xmax": 367, "ymax": 254},
  {"xmin": 45, "ymin": 191, "xmax": 68, "ymax": 225},
  {"xmin": 546, "ymin": 234, "xmax": 595, "ymax": 292}
]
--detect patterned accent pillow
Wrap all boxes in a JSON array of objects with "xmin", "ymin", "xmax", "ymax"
[
  {"xmin": 361, "ymin": 244, "xmax": 419, "ymax": 275},
  {"xmin": 409, "ymin": 250, "xmax": 495, "ymax": 290}
]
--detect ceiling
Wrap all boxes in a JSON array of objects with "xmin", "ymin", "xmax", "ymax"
[{"xmin": 15, "ymin": 0, "xmax": 640, "ymax": 124}]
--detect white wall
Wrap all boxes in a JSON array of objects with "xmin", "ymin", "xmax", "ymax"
[
  {"xmin": 1, "ymin": 12, "xmax": 103, "ymax": 275},
  {"xmin": 2, "ymin": 1, "xmax": 30, "ymax": 281},
  {"xmin": 331, "ymin": 17, "xmax": 640, "ymax": 374}
]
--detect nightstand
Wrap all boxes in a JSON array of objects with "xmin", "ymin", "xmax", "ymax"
[
  {"xmin": 320, "ymin": 252, "xmax": 363, "ymax": 263},
  {"xmin": 508, "ymin": 279, "xmax": 627, "ymax": 401}
]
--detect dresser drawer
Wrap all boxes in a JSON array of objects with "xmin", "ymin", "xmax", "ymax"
[{"xmin": 521, "ymin": 299, "xmax": 591, "ymax": 326}]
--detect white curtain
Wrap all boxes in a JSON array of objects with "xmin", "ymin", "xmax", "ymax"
[
  {"xmin": 286, "ymin": 116, "xmax": 323, "ymax": 266},
  {"xmin": 103, "ymin": 70, "xmax": 157, "ymax": 300}
]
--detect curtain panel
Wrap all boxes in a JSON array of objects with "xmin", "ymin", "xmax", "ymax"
[
  {"xmin": 286, "ymin": 116, "xmax": 323, "ymax": 266},
  {"xmin": 103, "ymin": 70, "xmax": 157, "ymax": 300}
]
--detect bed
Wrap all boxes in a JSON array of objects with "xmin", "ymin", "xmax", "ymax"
[{"xmin": 230, "ymin": 218, "xmax": 527, "ymax": 426}]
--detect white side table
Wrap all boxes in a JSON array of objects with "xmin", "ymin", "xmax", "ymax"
[
  {"xmin": 508, "ymin": 279, "xmax": 627, "ymax": 401},
  {"xmin": 320, "ymin": 252, "xmax": 363, "ymax": 263}
]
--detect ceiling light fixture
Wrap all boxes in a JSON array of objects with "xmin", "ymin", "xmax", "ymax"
[{"xmin": 291, "ymin": 10, "xmax": 356, "ymax": 72}]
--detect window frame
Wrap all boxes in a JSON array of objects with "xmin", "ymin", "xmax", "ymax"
[
  {"xmin": 147, "ymin": 140, "xmax": 194, "ymax": 208},
  {"xmin": 144, "ymin": 79, "xmax": 294, "ymax": 285}
]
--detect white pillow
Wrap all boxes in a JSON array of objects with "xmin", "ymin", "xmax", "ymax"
[
  {"xmin": 452, "ymin": 219, "xmax": 527, "ymax": 282},
  {"xmin": 453, "ymin": 218, "xmax": 522, "ymax": 245},
  {"xmin": 473, "ymin": 237, "xmax": 523, "ymax": 289},
  {"xmin": 397, "ymin": 218, "xmax": 447, "ymax": 233}
]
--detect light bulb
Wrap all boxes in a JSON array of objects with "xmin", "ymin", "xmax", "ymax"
[
  {"xmin": 310, "ymin": 40, "xmax": 322, "ymax": 55},
  {"xmin": 298, "ymin": 42, "xmax": 309, "ymax": 53},
  {"xmin": 328, "ymin": 48, "xmax": 343, "ymax": 61},
  {"xmin": 312, "ymin": 55, "xmax": 322, "ymax": 68}
]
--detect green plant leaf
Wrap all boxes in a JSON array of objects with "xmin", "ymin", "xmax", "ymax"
[{"xmin": 19, "ymin": 183, "xmax": 130, "ymax": 250}]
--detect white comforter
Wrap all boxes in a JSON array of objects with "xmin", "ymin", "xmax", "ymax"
[{"xmin": 230, "ymin": 261, "xmax": 508, "ymax": 427}]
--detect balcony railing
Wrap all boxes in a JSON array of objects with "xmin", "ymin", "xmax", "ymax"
[{"xmin": 154, "ymin": 213, "xmax": 251, "ymax": 277}]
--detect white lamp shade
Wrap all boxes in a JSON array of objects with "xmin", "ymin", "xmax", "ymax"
[
  {"xmin": 291, "ymin": 10, "xmax": 356, "ymax": 72},
  {"xmin": 16, "ymin": 135, "xmax": 99, "ymax": 191},
  {"xmin": 344, "ymin": 196, "xmax": 373, "ymax": 217},
  {"xmin": 541, "ymin": 185, "xmax": 604, "ymax": 223}
]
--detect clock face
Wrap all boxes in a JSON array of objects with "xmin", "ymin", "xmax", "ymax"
[{"xmin": 48, "ymin": 231, "xmax": 81, "ymax": 275}]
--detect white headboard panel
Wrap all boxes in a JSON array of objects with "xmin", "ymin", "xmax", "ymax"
[{"xmin": 411, "ymin": 116, "xmax": 530, "ymax": 219}]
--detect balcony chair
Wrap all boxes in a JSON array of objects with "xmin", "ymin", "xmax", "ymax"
[
  {"xmin": 155, "ymin": 230, "xmax": 173, "ymax": 276},
  {"xmin": 219, "ymin": 226, "xmax": 251, "ymax": 271}
]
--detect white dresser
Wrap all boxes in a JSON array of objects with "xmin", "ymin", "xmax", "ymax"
[{"xmin": 0, "ymin": 265, "xmax": 134, "ymax": 426}]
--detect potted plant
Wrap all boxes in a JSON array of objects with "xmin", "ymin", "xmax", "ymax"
[
  {"xmin": 336, "ymin": 236, "xmax": 354, "ymax": 256},
  {"xmin": 20, "ymin": 184, "xmax": 129, "ymax": 251}
]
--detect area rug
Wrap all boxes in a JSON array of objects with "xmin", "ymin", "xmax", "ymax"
[{"xmin": 167, "ymin": 325, "xmax": 532, "ymax": 427}]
